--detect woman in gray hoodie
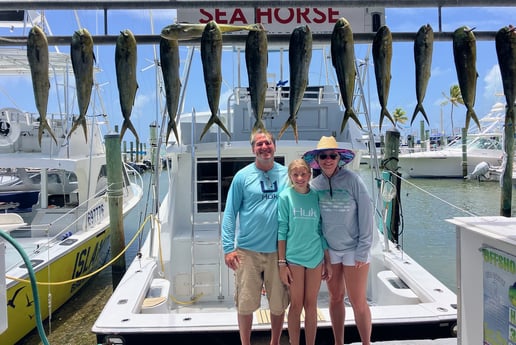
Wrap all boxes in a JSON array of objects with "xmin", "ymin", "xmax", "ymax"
[{"xmin": 303, "ymin": 136, "xmax": 373, "ymax": 345}]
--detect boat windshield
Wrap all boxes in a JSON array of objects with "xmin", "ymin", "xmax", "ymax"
[{"xmin": 447, "ymin": 136, "xmax": 502, "ymax": 150}]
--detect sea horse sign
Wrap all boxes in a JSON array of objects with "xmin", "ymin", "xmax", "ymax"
[{"xmin": 178, "ymin": 6, "xmax": 384, "ymax": 34}]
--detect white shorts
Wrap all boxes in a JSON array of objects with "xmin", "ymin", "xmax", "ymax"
[{"xmin": 329, "ymin": 249, "xmax": 370, "ymax": 266}]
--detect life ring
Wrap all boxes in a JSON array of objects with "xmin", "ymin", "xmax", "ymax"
[{"xmin": 0, "ymin": 108, "xmax": 21, "ymax": 146}]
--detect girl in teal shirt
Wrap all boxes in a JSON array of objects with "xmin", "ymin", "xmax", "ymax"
[{"xmin": 278, "ymin": 159, "xmax": 331, "ymax": 345}]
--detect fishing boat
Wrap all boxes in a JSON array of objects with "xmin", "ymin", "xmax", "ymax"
[
  {"xmin": 0, "ymin": 47, "xmax": 144, "ymax": 344},
  {"xmin": 92, "ymin": 36, "xmax": 457, "ymax": 343},
  {"xmin": 0, "ymin": 166, "xmax": 79, "ymax": 212},
  {"xmin": 397, "ymin": 102, "xmax": 506, "ymax": 178}
]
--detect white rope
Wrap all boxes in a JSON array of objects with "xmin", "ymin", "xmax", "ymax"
[{"xmin": 396, "ymin": 173, "xmax": 479, "ymax": 217}]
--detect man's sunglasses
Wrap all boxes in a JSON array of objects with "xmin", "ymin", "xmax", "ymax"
[{"xmin": 319, "ymin": 153, "xmax": 338, "ymax": 160}]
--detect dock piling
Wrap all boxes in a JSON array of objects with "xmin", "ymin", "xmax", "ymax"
[{"xmin": 105, "ymin": 133, "xmax": 126, "ymax": 288}]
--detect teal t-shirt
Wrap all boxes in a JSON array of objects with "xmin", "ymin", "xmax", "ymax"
[
  {"xmin": 277, "ymin": 186, "xmax": 327, "ymax": 268},
  {"xmin": 222, "ymin": 162, "xmax": 288, "ymax": 254}
]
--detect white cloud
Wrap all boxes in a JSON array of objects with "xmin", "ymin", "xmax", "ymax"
[
  {"xmin": 430, "ymin": 66, "xmax": 448, "ymax": 78},
  {"xmin": 483, "ymin": 64, "xmax": 503, "ymax": 101}
]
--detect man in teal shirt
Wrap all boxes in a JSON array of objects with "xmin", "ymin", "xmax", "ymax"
[{"xmin": 222, "ymin": 130, "xmax": 289, "ymax": 345}]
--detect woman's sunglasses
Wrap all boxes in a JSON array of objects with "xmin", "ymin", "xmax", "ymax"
[{"xmin": 319, "ymin": 153, "xmax": 338, "ymax": 160}]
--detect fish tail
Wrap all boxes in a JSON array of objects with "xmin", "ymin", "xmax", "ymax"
[
  {"xmin": 341, "ymin": 108, "xmax": 362, "ymax": 133},
  {"xmin": 277, "ymin": 119, "xmax": 290, "ymax": 140},
  {"xmin": 278, "ymin": 116, "xmax": 298, "ymax": 142},
  {"xmin": 81, "ymin": 117, "xmax": 88, "ymax": 142},
  {"xmin": 293, "ymin": 122, "xmax": 299, "ymax": 143},
  {"xmin": 38, "ymin": 118, "xmax": 58, "ymax": 146},
  {"xmin": 378, "ymin": 107, "xmax": 394, "ymax": 131},
  {"xmin": 199, "ymin": 115, "xmax": 231, "ymax": 140},
  {"xmin": 410, "ymin": 104, "xmax": 430, "ymax": 125},
  {"xmin": 216, "ymin": 117, "xmax": 231, "ymax": 138},
  {"xmin": 120, "ymin": 119, "xmax": 140, "ymax": 144},
  {"xmin": 410, "ymin": 105, "xmax": 420, "ymax": 125},
  {"xmin": 173, "ymin": 123, "xmax": 180, "ymax": 144},
  {"xmin": 166, "ymin": 121, "xmax": 180, "ymax": 144},
  {"xmin": 67, "ymin": 121, "xmax": 79, "ymax": 140},
  {"xmin": 119, "ymin": 123, "xmax": 127, "ymax": 141},
  {"xmin": 350, "ymin": 113, "xmax": 363, "ymax": 130},
  {"xmin": 340, "ymin": 116, "xmax": 349, "ymax": 134},
  {"xmin": 68, "ymin": 116, "xmax": 88, "ymax": 142},
  {"xmin": 467, "ymin": 107, "xmax": 481, "ymax": 130},
  {"xmin": 252, "ymin": 119, "xmax": 266, "ymax": 134},
  {"xmin": 383, "ymin": 107, "xmax": 395, "ymax": 129}
]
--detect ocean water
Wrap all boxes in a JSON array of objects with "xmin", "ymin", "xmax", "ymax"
[{"xmin": 359, "ymin": 165, "xmax": 516, "ymax": 292}]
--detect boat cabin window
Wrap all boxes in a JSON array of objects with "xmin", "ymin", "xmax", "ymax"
[
  {"xmin": 96, "ymin": 164, "xmax": 108, "ymax": 196},
  {"xmin": 46, "ymin": 170, "xmax": 78, "ymax": 207},
  {"xmin": 196, "ymin": 156, "xmax": 285, "ymax": 213}
]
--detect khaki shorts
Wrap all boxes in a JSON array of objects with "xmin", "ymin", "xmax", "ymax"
[{"xmin": 234, "ymin": 248, "xmax": 289, "ymax": 315}]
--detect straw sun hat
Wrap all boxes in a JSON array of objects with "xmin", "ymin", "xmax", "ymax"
[{"xmin": 302, "ymin": 136, "xmax": 355, "ymax": 169}]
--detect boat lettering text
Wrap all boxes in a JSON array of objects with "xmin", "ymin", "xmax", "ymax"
[
  {"xmin": 484, "ymin": 325, "xmax": 507, "ymax": 345},
  {"xmin": 87, "ymin": 203, "xmax": 105, "ymax": 227},
  {"xmin": 71, "ymin": 237, "xmax": 107, "ymax": 280},
  {"xmin": 198, "ymin": 8, "xmax": 340, "ymax": 25},
  {"xmin": 482, "ymin": 248, "xmax": 516, "ymax": 274}
]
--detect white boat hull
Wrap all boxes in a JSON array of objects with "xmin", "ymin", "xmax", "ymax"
[{"xmin": 398, "ymin": 150, "xmax": 504, "ymax": 178}]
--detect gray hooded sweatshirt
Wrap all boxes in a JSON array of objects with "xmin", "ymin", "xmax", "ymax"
[{"xmin": 310, "ymin": 167, "xmax": 374, "ymax": 263}]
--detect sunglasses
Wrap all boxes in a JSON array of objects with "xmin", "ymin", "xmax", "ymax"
[{"xmin": 319, "ymin": 153, "xmax": 339, "ymax": 160}]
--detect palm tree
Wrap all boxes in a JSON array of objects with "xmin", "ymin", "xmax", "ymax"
[
  {"xmin": 441, "ymin": 84, "xmax": 464, "ymax": 136},
  {"xmin": 392, "ymin": 107, "xmax": 408, "ymax": 129}
]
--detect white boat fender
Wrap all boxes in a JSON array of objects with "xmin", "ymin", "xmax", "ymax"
[
  {"xmin": 0, "ymin": 213, "xmax": 26, "ymax": 231},
  {"xmin": 467, "ymin": 161, "xmax": 490, "ymax": 180},
  {"xmin": 61, "ymin": 231, "xmax": 73, "ymax": 241}
]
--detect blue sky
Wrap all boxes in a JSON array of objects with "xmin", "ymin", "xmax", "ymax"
[{"xmin": 1, "ymin": 6, "xmax": 515, "ymax": 145}]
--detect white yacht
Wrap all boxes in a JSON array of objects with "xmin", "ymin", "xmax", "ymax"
[{"xmin": 398, "ymin": 103, "xmax": 506, "ymax": 178}]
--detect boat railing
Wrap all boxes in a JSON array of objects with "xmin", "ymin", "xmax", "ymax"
[
  {"xmin": 0, "ymin": 107, "xmax": 112, "ymax": 154},
  {"xmin": 123, "ymin": 162, "xmax": 145, "ymax": 191},
  {"xmin": 446, "ymin": 135, "xmax": 503, "ymax": 151},
  {"xmin": 4, "ymin": 195, "xmax": 105, "ymax": 271},
  {"xmin": 234, "ymin": 84, "xmax": 340, "ymax": 110},
  {"xmin": 398, "ymin": 146, "xmax": 429, "ymax": 155}
]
